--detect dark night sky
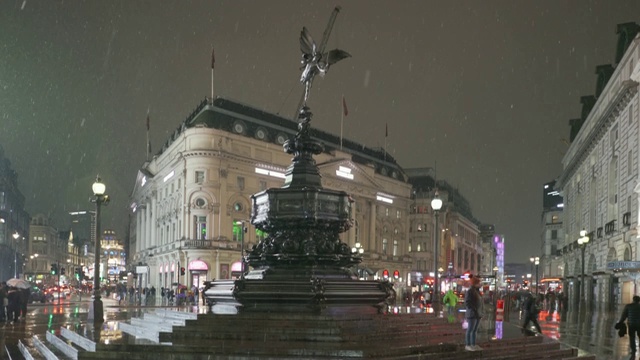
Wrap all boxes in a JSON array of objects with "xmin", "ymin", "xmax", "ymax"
[{"xmin": 1, "ymin": 0, "xmax": 639, "ymax": 264}]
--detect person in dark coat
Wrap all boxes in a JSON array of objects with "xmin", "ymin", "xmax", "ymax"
[
  {"xmin": 6, "ymin": 287, "xmax": 21, "ymax": 324},
  {"xmin": 618, "ymin": 295, "xmax": 640, "ymax": 354},
  {"xmin": 522, "ymin": 292, "xmax": 542, "ymax": 335},
  {"xmin": 0, "ymin": 282, "xmax": 7, "ymax": 322},
  {"xmin": 19, "ymin": 287, "xmax": 30, "ymax": 320},
  {"xmin": 464, "ymin": 275, "xmax": 483, "ymax": 351}
]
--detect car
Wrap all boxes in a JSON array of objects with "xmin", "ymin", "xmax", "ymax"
[{"xmin": 28, "ymin": 287, "xmax": 50, "ymax": 303}]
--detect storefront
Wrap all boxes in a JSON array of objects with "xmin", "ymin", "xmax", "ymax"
[{"xmin": 188, "ymin": 259, "xmax": 209, "ymax": 288}]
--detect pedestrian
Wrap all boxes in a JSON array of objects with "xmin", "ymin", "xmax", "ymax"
[
  {"xmin": 6, "ymin": 287, "xmax": 20, "ymax": 324},
  {"xmin": 201, "ymin": 287, "xmax": 206, "ymax": 306},
  {"xmin": 464, "ymin": 275, "xmax": 483, "ymax": 351},
  {"xmin": 0, "ymin": 282, "xmax": 7, "ymax": 322},
  {"xmin": 442, "ymin": 288, "xmax": 458, "ymax": 323},
  {"xmin": 617, "ymin": 295, "xmax": 640, "ymax": 355},
  {"xmin": 19, "ymin": 287, "xmax": 29, "ymax": 320},
  {"xmin": 522, "ymin": 293, "xmax": 542, "ymax": 335}
]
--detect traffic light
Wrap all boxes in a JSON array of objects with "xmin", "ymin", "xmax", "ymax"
[
  {"xmin": 382, "ymin": 269, "xmax": 389, "ymax": 279},
  {"xmin": 60, "ymin": 267, "xmax": 66, "ymax": 276},
  {"xmin": 50, "ymin": 264, "xmax": 58, "ymax": 275},
  {"xmin": 180, "ymin": 267, "xmax": 186, "ymax": 276},
  {"xmin": 393, "ymin": 270, "xmax": 400, "ymax": 280}
]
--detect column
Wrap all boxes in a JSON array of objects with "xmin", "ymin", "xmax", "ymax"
[
  {"xmin": 139, "ymin": 207, "xmax": 146, "ymax": 254},
  {"xmin": 369, "ymin": 201, "xmax": 376, "ymax": 251},
  {"xmin": 145, "ymin": 201, "xmax": 152, "ymax": 251},
  {"xmin": 348, "ymin": 200, "xmax": 357, "ymax": 246},
  {"xmin": 150, "ymin": 197, "xmax": 157, "ymax": 248},
  {"xmin": 135, "ymin": 209, "xmax": 141, "ymax": 253}
]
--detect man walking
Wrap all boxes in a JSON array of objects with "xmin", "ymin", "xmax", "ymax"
[
  {"xmin": 522, "ymin": 292, "xmax": 542, "ymax": 335},
  {"xmin": 618, "ymin": 295, "xmax": 640, "ymax": 355}
]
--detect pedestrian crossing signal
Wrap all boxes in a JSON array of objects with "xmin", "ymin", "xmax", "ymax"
[
  {"xmin": 180, "ymin": 267, "xmax": 186, "ymax": 276},
  {"xmin": 50, "ymin": 264, "xmax": 58, "ymax": 275}
]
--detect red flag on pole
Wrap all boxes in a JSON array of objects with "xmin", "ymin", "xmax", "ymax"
[
  {"xmin": 342, "ymin": 96, "xmax": 348, "ymax": 116},
  {"xmin": 211, "ymin": 47, "xmax": 215, "ymax": 69},
  {"xmin": 146, "ymin": 114, "xmax": 150, "ymax": 131}
]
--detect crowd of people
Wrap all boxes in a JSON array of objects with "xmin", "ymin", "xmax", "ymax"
[{"xmin": 0, "ymin": 282, "xmax": 31, "ymax": 324}]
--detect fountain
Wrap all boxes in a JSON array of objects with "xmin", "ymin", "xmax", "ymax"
[{"xmin": 204, "ymin": 5, "xmax": 394, "ymax": 315}]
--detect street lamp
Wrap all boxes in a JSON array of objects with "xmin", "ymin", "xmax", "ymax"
[
  {"xmin": 577, "ymin": 229, "xmax": 589, "ymax": 310},
  {"xmin": 534, "ymin": 257, "xmax": 540, "ymax": 296},
  {"xmin": 529, "ymin": 257, "xmax": 535, "ymax": 281},
  {"xmin": 89, "ymin": 176, "xmax": 109, "ymax": 322},
  {"xmin": 352, "ymin": 242, "xmax": 365, "ymax": 279},
  {"xmin": 12, "ymin": 231, "xmax": 20, "ymax": 278},
  {"xmin": 431, "ymin": 190, "xmax": 443, "ymax": 315}
]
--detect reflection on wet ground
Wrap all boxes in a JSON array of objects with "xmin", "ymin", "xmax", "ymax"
[{"xmin": 0, "ymin": 298, "xmax": 636, "ymax": 360}]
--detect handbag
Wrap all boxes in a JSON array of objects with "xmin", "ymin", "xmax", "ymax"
[{"xmin": 462, "ymin": 319, "xmax": 468, "ymax": 329}]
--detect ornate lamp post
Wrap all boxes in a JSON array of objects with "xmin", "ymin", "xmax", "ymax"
[
  {"xmin": 577, "ymin": 229, "xmax": 589, "ymax": 310},
  {"xmin": 351, "ymin": 242, "xmax": 365, "ymax": 279},
  {"xmin": 12, "ymin": 231, "xmax": 20, "ymax": 278},
  {"xmin": 89, "ymin": 176, "xmax": 109, "ymax": 322},
  {"xmin": 534, "ymin": 257, "xmax": 540, "ymax": 296},
  {"xmin": 431, "ymin": 191, "xmax": 443, "ymax": 315}
]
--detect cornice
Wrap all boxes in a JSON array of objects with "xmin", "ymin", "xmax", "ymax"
[{"xmin": 558, "ymin": 80, "xmax": 638, "ymax": 188}]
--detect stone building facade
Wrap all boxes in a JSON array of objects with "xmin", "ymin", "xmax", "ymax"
[
  {"xmin": 129, "ymin": 98, "xmax": 413, "ymax": 292},
  {"xmin": 558, "ymin": 23, "xmax": 640, "ymax": 310}
]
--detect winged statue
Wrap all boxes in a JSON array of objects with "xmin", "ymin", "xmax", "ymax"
[{"xmin": 296, "ymin": 6, "xmax": 350, "ymax": 113}]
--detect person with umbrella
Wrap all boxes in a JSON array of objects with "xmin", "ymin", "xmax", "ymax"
[{"xmin": 6, "ymin": 286, "xmax": 20, "ymax": 324}]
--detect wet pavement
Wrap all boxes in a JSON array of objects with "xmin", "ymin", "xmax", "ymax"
[{"xmin": 0, "ymin": 297, "xmax": 636, "ymax": 360}]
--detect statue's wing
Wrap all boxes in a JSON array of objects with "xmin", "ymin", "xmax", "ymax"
[
  {"xmin": 324, "ymin": 49, "xmax": 351, "ymax": 66},
  {"xmin": 300, "ymin": 27, "xmax": 316, "ymax": 56}
]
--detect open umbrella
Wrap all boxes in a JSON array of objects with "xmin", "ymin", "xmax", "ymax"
[{"xmin": 6, "ymin": 278, "xmax": 31, "ymax": 289}]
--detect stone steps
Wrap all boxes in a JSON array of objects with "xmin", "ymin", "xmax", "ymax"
[{"xmin": 8, "ymin": 310, "xmax": 598, "ymax": 360}]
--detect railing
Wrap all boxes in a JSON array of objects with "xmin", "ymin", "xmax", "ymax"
[
  {"xmin": 180, "ymin": 239, "xmax": 241, "ymax": 250},
  {"xmin": 605, "ymin": 220, "xmax": 616, "ymax": 235}
]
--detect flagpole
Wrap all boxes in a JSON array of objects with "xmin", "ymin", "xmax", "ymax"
[
  {"xmin": 384, "ymin": 123, "xmax": 387, "ymax": 161},
  {"xmin": 340, "ymin": 97, "xmax": 344, "ymax": 151},
  {"xmin": 211, "ymin": 46, "xmax": 215, "ymax": 103}
]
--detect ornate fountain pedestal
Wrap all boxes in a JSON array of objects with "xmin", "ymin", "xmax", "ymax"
[{"xmin": 204, "ymin": 106, "xmax": 394, "ymax": 314}]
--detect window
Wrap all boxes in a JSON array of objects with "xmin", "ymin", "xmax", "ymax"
[
  {"xmin": 408, "ymin": 241, "xmax": 412, "ymax": 252},
  {"xmin": 256, "ymin": 228, "xmax": 268, "ymax": 242},
  {"xmin": 237, "ymin": 176, "xmax": 245, "ymax": 190},
  {"xmin": 195, "ymin": 171, "xmax": 204, "ymax": 183},
  {"xmin": 417, "ymin": 224, "xmax": 422, "ymax": 232},
  {"xmin": 259, "ymin": 180, "xmax": 267, "ymax": 191},
  {"xmin": 630, "ymin": 104, "xmax": 634, "ymax": 125},
  {"xmin": 393, "ymin": 240, "xmax": 398, "ymax": 256},
  {"xmin": 551, "ymin": 229, "xmax": 557, "ymax": 240},
  {"xmin": 195, "ymin": 198, "xmax": 206, "ymax": 207},
  {"xmin": 233, "ymin": 202, "xmax": 243, "ymax": 212},
  {"xmin": 382, "ymin": 238, "xmax": 388, "ymax": 254},
  {"xmin": 396, "ymin": 210, "xmax": 401, "ymax": 219},
  {"xmin": 629, "ymin": 150, "xmax": 633, "ymax": 177},
  {"xmin": 385, "ymin": 208, "xmax": 389, "ymax": 216},
  {"xmin": 232, "ymin": 222, "xmax": 246, "ymax": 242},
  {"xmin": 195, "ymin": 216, "xmax": 207, "ymax": 240}
]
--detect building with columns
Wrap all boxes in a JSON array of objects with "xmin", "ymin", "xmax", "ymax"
[
  {"xmin": 557, "ymin": 22, "xmax": 640, "ymax": 310},
  {"xmin": 406, "ymin": 168, "xmax": 484, "ymax": 293},
  {"xmin": 129, "ymin": 98, "xmax": 413, "ymax": 292}
]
